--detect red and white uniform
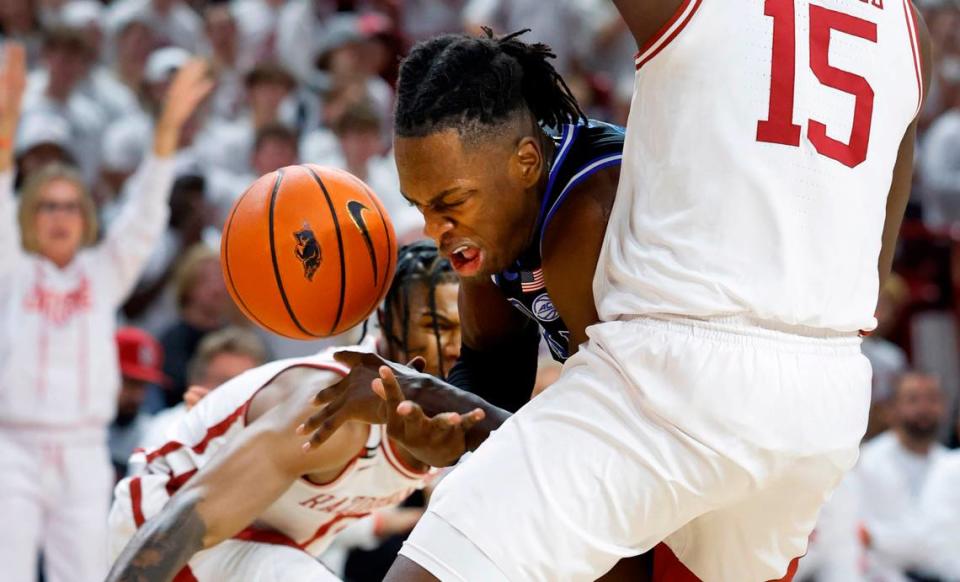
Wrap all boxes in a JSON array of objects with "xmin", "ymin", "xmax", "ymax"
[
  {"xmin": 109, "ymin": 348, "xmax": 431, "ymax": 581},
  {"xmin": 0, "ymin": 155, "xmax": 175, "ymax": 582},
  {"xmin": 595, "ymin": 0, "xmax": 922, "ymax": 332},
  {"xmin": 401, "ymin": 2, "xmax": 925, "ymax": 581}
]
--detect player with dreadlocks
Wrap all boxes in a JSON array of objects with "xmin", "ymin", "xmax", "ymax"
[{"xmin": 105, "ymin": 242, "xmax": 509, "ymax": 582}]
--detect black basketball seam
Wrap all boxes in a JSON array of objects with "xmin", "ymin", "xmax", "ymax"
[
  {"xmin": 364, "ymin": 184, "xmax": 393, "ymax": 297},
  {"xmin": 306, "ymin": 166, "xmax": 347, "ymax": 335},
  {"xmin": 223, "ymin": 183, "xmax": 286, "ymax": 337},
  {"xmin": 268, "ymin": 169, "xmax": 319, "ymax": 338}
]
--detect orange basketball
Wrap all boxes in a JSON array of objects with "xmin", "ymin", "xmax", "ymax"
[{"xmin": 221, "ymin": 164, "xmax": 396, "ymax": 340}]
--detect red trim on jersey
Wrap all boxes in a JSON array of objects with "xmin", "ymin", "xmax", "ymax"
[
  {"xmin": 241, "ymin": 362, "xmax": 348, "ymax": 427},
  {"xmin": 234, "ymin": 527, "xmax": 301, "ymax": 549},
  {"xmin": 145, "ymin": 440, "xmax": 185, "ymax": 463},
  {"xmin": 635, "ymin": 0, "xmax": 703, "ymax": 70},
  {"xmin": 902, "ymin": 0, "xmax": 924, "ymax": 116},
  {"xmin": 165, "ymin": 469, "xmax": 198, "ymax": 496},
  {"xmin": 635, "ymin": 0, "xmax": 693, "ymax": 60},
  {"xmin": 172, "ymin": 566, "xmax": 199, "ymax": 582},
  {"xmin": 380, "ymin": 437, "xmax": 429, "ymax": 480},
  {"xmin": 193, "ymin": 404, "xmax": 247, "ymax": 455},
  {"xmin": 130, "ymin": 477, "xmax": 145, "ymax": 527}
]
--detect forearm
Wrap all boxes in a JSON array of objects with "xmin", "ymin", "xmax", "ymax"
[{"xmin": 106, "ymin": 490, "xmax": 206, "ymax": 582}]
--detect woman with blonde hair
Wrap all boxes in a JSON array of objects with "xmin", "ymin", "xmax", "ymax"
[{"xmin": 0, "ymin": 42, "xmax": 213, "ymax": 582}]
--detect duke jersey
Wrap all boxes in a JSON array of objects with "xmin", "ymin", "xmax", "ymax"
[
  {"xmin": 594, "ymin": 0, "xmax": 924, "ymax": 332},
  {"xmin": 109, "ymin": 346, "xmax": 430, "ymax": 560},
  {"xmin": 493, "ymin": 121, "xmax": 624, "ymax": 361}
]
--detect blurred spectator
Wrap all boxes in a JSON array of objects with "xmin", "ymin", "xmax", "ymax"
[
  {"xmin": 124, "ymin": 173, "xmax": 212, "ymax": 334},
  {"xmin": 857, "ymin": 372, "xmax": 949, "ymax": 581},
  {"xmin": 105, "ymin": 0, "xmax": 204, "ymax": 55},
  {"xmin": 14, "ymin": 110, "xmax": 75, "ymax": 185},
  {"xmin": 0, "ymin": 0, "xmax": 43, "ymax": 65},
  {"xmin": 208, "ymin": 122, "xmax": 299, "ymax": 225},
  {"xmin": 862, "ymin": 274, "xmax": 910, "ymax": 440},
  {"xmin": 0, "ymin": 44, "xmax": 210, "ymax": 582},
  {"xmin": 108, "ymin": 327, "xmax": 165, "ymax": 479},
  {"xmin": 275, "ymin": 0, "xmax": 340, "ymax": 85},
  {"xmin": 202, "ymin": 4, "xmax": 243, "ymax": 120},
  {"xmin": 919, "ymin": 57, "xmax": 960, "ymax": 228},
  {"xmin": 231, "ymin": 0, "xmax": 284, "ymax": 71},
  {"xmin": 916, "ymin": 410, "xmax": 960, "ymax": 580},
  {"xmin": 202, "ymin": 62, "xmax": 297, "ymax": 175},
  {"xmin": 141, "ymin": 326, "xmax": 266, "ymax": 449},
  {"xmin": 23, "ymin": 26, "xmax": 106, "ymax": 184},
  {"xmin": 157, "ymin": 243, "xmax": 231, "ymax": 407}
]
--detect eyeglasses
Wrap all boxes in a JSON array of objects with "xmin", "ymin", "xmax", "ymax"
[{"xmin": 36, "ymin": 201, "xmax": 83, "ymax": 215}]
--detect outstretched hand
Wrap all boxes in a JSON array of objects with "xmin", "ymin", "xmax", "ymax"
[
  {"xmin": 373, "ymin": 365, "xmax": 484, "ymax": 468},
  {"xmin": 153, "ymin": 58, "xmax": 214, "ymax": 157},
  {"xmin": 297, "ymin": 350, "xmax": 427, "ymax": 450}
]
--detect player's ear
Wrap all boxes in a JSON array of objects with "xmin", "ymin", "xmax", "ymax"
[{"xmin": 513, "ymin": 136, "xmax": 543, "ymax": 189}]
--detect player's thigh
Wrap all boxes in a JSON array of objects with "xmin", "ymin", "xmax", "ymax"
[
  {"xmin": 414, "ymin": 354, "xmax": 755, "ymax": 582},
  {"xmin": 189, "ymin": 540, "xmax": 341, "ymax": 581},
  {"xmin": 0, "ymin": 433, "xmax": 43, "ymax": 582},
  {"xmin": 43, "ymin": 443, "xmax": 112, "ymax": 582},
  {"xmin": 666, "ymin": 451, "xmax": 856, "ymax": 582}
]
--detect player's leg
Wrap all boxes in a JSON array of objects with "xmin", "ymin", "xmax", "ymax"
[
  {"xmin": 188, "ymin": 539, "xmax": 343, "ymax": 581},
  {"xmin": 0, "ymin": 433, "xmax": 43, "ymax": 582},
  {"xmin": 43, "ymin": 441, "xmax": 113, "ymax": 582}
]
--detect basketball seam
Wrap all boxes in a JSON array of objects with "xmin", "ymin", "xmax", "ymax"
[
  {"xmin": 268, "ymin": 169, "xmax": 319, "ymax": 338},
  {"xmin": 306, "ymin": 166, "xmax": 347, "ymax": 335},
  {"xmin": 223, "ymin": 183, "xmax": 287, "ymax": 337}
]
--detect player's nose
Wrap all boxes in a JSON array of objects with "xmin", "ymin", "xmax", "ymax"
[{"xmin": 422, "ymin": 213, "xmax": 454, "ymax": 245}]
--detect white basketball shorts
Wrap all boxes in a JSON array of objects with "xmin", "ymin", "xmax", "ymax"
[{"xmin": 400, "ymin": 315, "xmax": 871, "ymax": 582}]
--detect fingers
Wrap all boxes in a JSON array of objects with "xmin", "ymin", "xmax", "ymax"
[
  {"xmin": 378, "ymin": 366, "xmax": 406, "ymax": 406},
  {"xmin": 301, "ymin": 405, "xmax": 349, "ymax": 451},
  {"xmin": 458, "ymin": 408, "xmax": 486, "ymax": 432},
  {"xmin": 299, "ymin": 395, "xmax": 345, "ymax": 435}
]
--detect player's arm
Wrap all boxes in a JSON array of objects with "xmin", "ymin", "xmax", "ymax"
[
  {"xmin": 609, "ymin": 0, "xmax": 686, "ymax": 52},
  {"xmin": 541, "ymin": 166, "xmax": 619, "ymax": 352},
  {"xmin": 106, "ymin": 367, "xmax": 351, "ymax": 582},
  {"xmin": 445, "ymin": 276, "xmax": 542, "ymax": 412},
  {"xmin": 878, "ymin": 5, "xmax": 932, "ymax": 291},
  {"xmin": 0, "ymin": 43, "xmax": 26, "ymax": 273}
]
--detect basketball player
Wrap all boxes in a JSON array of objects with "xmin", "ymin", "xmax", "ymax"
[
  {"xmin": 105, "ymin": 242, "xmax": 507, "ymax": 582},
  {"xmin": 303, "ymin": 3, "xmax": 934, "ymax": 579}
]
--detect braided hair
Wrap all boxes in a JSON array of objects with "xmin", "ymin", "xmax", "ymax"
[
  {"xmin": 379, "ymin": 241, "xmax": 458, "ymax": 377},
  {"xmin": 395, "ymin": 28, "xmax": 586, "ymax": 143}
]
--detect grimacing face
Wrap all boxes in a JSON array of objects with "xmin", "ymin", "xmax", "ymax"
[
  {"xmin": 394, "ymin": 127, "xmax": 546, "ymax": 279},
  {"xmin": 384, "ymin": 281, "xmax": 461, "ymax": 378}
]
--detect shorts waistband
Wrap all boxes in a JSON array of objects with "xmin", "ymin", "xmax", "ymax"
[{"xmin": 624, "ymin": 315, "xmax": 862, "ymax": 353}]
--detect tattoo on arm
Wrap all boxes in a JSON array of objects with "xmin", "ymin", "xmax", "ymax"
[{"xmin": 106, "ymin": 491, "xmax": 207, "ymax": 582}]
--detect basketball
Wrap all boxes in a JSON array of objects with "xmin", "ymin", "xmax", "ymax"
[{"xmin": 221, "ymin": 164, "xmax": 396, "ymax": 340}]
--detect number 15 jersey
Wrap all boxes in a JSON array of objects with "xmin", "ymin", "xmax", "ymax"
[{"xmin": 594, "ymin": 0, "xmax": 923, "ymax": 332}]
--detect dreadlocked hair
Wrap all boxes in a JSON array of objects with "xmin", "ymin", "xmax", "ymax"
[
  {"xmin": 379, "ymin": 240, "xmax": 458, "ymax": 377},
  {"xmin": 395, "ymin": 28, "xmax": 586, "ymax": 142}
]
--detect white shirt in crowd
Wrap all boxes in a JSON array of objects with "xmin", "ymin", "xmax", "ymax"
[
  {"xmin": 918, "ymin": 450, "xmax": 960, "ymax": 580},
  {"xmin": 856, "ymin": 431, "xmax": 948, "ymax": 581},
  {"xmin": 105, "ymin": 0, "xmax": 205, "ymax": 55},
  {"xmin": 0, "ymin": 155, "xmax": 175, "ymax": 436}
]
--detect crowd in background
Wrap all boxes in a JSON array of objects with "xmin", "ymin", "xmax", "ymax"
[{"xmin": 0, "ymin": 0, "xmax": 959, "ymax": 580}]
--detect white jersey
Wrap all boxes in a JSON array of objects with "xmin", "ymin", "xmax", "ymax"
[
  {"xmin": 110, "ymin": 348, "xmax": 431, "ymax": 559},
  {"xmin": 595, "ymin": 0, "xmax": 924, "ymax": 332},
  {"xmin": 0, "ymin": 156, "xmax": 174, "ymax": 437}
]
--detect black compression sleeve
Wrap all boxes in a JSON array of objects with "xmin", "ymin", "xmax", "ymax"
[{"xmin": 445, "ymin": 322, "xmax": 541, "ymax": 413}]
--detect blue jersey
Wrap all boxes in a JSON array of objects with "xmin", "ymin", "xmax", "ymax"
[{"xmin": 493, "ymin": 120, "xmax": 625, "ymax": 361}]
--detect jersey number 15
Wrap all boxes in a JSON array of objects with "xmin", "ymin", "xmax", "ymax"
[{"xmin": 756, "ymin": 0, "xmax": 877, "ymax": 169}]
